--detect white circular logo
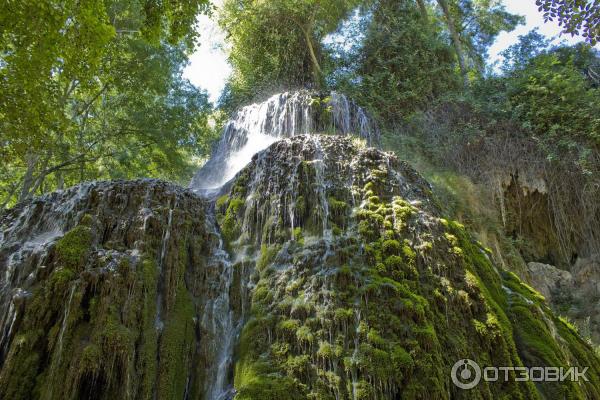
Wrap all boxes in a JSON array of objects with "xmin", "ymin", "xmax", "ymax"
[{"xmin": 451, "ymin": 359, "xmax": 481, "ymax": 389}]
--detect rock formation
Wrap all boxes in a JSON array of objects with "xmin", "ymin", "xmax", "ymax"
[{"xmin": 1, "ymin": 93, "xmax": 599, "ymax": 399}]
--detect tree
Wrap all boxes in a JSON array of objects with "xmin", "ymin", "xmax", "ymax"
[
  {"xmin": 416, "ymin": 0, "xmax": 429, "ymax": 20},
  {"xmin": 334, "ymin": 0, "xmax": 458, "ymax": 122},
  {"xmin": 219, "ymin": 0, "xmax": 361, "ymax": 106},
  {"xmin": 0, "ymin": 0, "xmax": 214, "ymax": 207},
  {"xmin": 498, "ymin": 29, "xmax": 550, "ymax": 72},
  {"xmin": 437, "ymin": 0, "xmax": 470, "ymax": 85},
  {"xmin": 433, "ymin": 0, "xmax": 523, "ymax": 85},
  {"xmin": 536, "ymin": 0, "xmax": 600, "ymax": 45},
  {"xmin": 503, "ymin": 44, "xmax": 600, "ymax": 150}
]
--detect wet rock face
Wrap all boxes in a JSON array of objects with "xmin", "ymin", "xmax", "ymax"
[
  {"xmin": 216, "ymin": 135, "xmax": 600, "ymax": 400},
  {"xmin": 223, "ymin": 135, "xmax": 434, "ymax": 247},
  {"xmin": 1, "ymin": 136, "xmax": 600, "ymax": 400},
  {"xmin": 528, "ymin": 258, "xmax": 600, "ymax": 343},
  {"xmin": 190, "ymin": 91, "xmax": 379, "ymax": 191},
  {"xmin": 0, "ymin": 180, "xmax": 220, "ymax": 400}
]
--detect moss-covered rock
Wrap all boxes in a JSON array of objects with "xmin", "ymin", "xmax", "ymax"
[
  {"xmin": 55, "ymin": 225, "xmax": 93, "ymax": 271},
  {"xmin": 219, "ymin": 135, "xmax": 600, "ymax": 400},
  {"xmin": 0, "ymin": 180, "xmax": 211, "ymax": 400},
  {"xmin": 1, "ymin": 137, "xmax": 599, "ymax": 400}
]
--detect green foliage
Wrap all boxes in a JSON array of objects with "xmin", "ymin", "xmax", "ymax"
[
  {"xmin": 327, "ymin": 0, "xmax": 521, "ymax": 122},
  {"xmin": 336, "ymin": 0, "xmax": 458, "ymax": 121},
  {"xmin": 219, "ymin": 0, "xmax": 360, "ymax": 108},
  {"xmin": 446, "ymin": 0, "xmax": 524, "ymax": 70},
  {"xmin": 0, "ymin": 0, "xmax": 215, "ymax": 208},
  {"xmin": 382, "ymin": 32, "xmax": 600, "ymax": 268},
  {"xmin": 504, "ymin": 46, "xmax": 600, "ymax": 150}
]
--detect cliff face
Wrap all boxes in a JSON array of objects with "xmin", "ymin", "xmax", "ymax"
[
  {"xmin": 0, "ymin": 136, "xmax": 599, "ymax": 400},
  {"xmin": 0, "ymin": 180, "xmax": 236, "ymax": 399},
  {"xmin": 214, "ymin": 135, "xmax": 600, "ymax": 399}
]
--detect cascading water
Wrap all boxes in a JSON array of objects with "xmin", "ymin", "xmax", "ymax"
[
  {"xmin": 189, "ymin": 91, "xmax": 379, "ymax": 400},
  {"xmin": 0, "ymin": 92, "xmax": 380, "ymax": 399},
  {"xmin": 190, "ymin": 91, "xmax": 378, "ymax": 192},
  {"xmin": 202, "ymin": 210, "xmax": 238, "ymax": 400},
  {"xmin": 0, "ymin": 183, "xmax": 94, "ymax": 365},
  {"xmin": 1, "ymin": 84, "xmax": 598, "ymax": 400}
]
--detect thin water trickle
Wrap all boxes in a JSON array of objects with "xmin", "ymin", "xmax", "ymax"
[
  {"xmin": 203, "ymin": 210, "xmax": 240, "ymax": 400},
  {"xmin": 155, "ymin": 208, "xmax": 174, "ymax": 332},
  {"xmin": 46, "ymin": 283, "xmax": 77, "ymax": 400},
  {"xmin": 311, "ymin": 136, "xmax": 331, "ymax": 239},
  {"xmin": 0, "ymin": 184, "xmax": 97, "ymax": 366}
]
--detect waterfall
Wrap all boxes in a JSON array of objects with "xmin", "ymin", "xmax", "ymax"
[
  {"xmin": 187, "ymin": 91, "xmax": 378, "ymax": 399},
  {"xmin": 190, "ymin": 91, "xmax": 378, "ymax": 192},
  {"xmin": 0, "ymin": 183, "xmax": 94, "ymax": 366},
  {"xmin": 311, "ymin": 136, "xmax": 331, "ymax": 239},
  {"xmin": 202, "ymin": 210, "xmax": 238, "ymax": 400}
]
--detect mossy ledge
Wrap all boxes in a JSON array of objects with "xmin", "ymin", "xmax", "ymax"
[
  {"xmin": 216, "ymin": 135, "xmax": 600, "ymax": 400},
  {"xmin": 1, "ymin": 137, "xmax": 599, "ymax": 400},
  {"xmin": 0, "ymin": 180, "xmax": 213, "ymax": 400}
]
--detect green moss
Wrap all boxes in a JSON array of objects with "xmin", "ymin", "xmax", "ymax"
[
  {"xmin": 253, "ymin": 284, "xmax": 274, "ymax": 306},
  {"xmin": 363, "ymin": 182, "xmax": 376, "ymax": 192},
  {"xmin": 384, "ymin": 255, "xmax": 403, "ymax": 275},
  {"xmin": 502, "ymin": 271, "xmax": 546, "ymax": 303},
  {"xmin": 292, "ymin": 227, "xmax": 304, "ymax": 245},
  {"xmin": 332, "ymin": 224, "xmax": 342, "ymax": 236},
  {"xmin": 367, "ymin": 196, "xmax": 380, "ymax": 205},
  {"xmin": 221, "ymin": 197, "xmax": 245, "ymax": 243},
  {"xmin": 235, "ymin": 362, "xmax": 305, "ymax": 400},
  {"xmin": 295, "ymin": 196, "xmax": 306, "ymax": 217},
  {"xmin": 79, "ymin": 344, "xmax": 101, "ymax": 373},
  {"xmin": 47, "ymin": 268, "xmax": 77, "ymax": 292},
  {"xmin": 138, "ymin": 258, "xmax": 159, "ymax": 398},
  {"xmin": 277, "ymin": 319, "xmax": 301, "ymax": 336},
  {"xmin": 296, "ymin": 325, "xmax": 314, "ymax": 345},
  {"xmin": 100, "ymin": 311, "xmax": 134, "ymax": 356},
  {"xmin": 257, "ymin": 244, "xmax": 280, "ymax": 272},
  {"xmin": 235, "ymin": 316, "xmax": 306, "ymax": 400},
  {"xmin": 401, "ymin": 242, "xmax": 416, "ymax": 263},
  {"xmin": 156, "ymin": 284, "xmax": 195, "ymax": 399},
  {"xmin": 382, "ymin": 239, "xmax": 400, "ymax": 256},
  {"xmin": 328, "ymin": 196, "xmax": 348, "ymax": 214},
  {"xmin": 80, "ymin": 214, "xmax": 94, "ymax": 226},
  {"xmin": 222, "ymin": 165, "xmax": 600, "ymax": 400},
  {"xmin": 0, "ymin": 348, "xmax": 41, "ymax": 399},
  {"xmin": 216, "ymin": 194, "xmax": 229, "ymax": 210},
  {"xmin": 55, "ymin": 225, "xmax": 93, "ymax": 271}
]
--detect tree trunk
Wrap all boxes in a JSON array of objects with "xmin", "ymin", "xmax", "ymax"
[
  {"xmin": 27, "ymin": 155, "xmax": 51, "ymax": 199},
  {"xmin": 416, "ymin": 0, "xmax": 428, "ymax": 21},
  {"xmin": 437, "ymin": 0, "xmax": 468, "ymax": 87},
  {"xmin": 301, "ymin": 24, "xmax": 323, "ymax": 88},
  {"xmin": 18, "ymin": 152, "xmax": 39, "ymax": 202}
]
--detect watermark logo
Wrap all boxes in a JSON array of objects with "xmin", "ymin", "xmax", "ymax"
[
  {"xmin": 451, "ymin": 359, "xmax": 481, "ymax": 389},
  {"xmin": 451, "ymin": 359, "xmax": 588, "ymax": 389}
]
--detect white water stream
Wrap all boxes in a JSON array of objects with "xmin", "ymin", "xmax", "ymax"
[{"xmin": 190, "ymin": 91, "xmax": 378, "ymax": 192}]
